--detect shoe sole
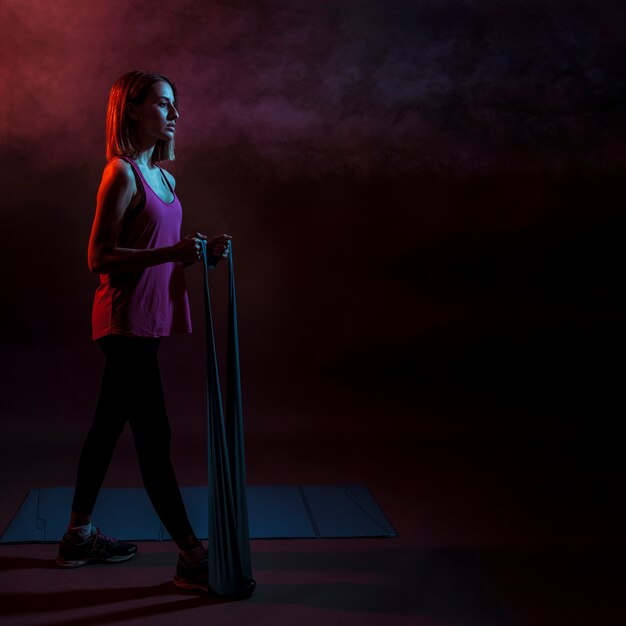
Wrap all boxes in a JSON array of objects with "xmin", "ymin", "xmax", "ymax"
[
  {"xmin": 173, "ymin": 575, "xmax": 208, "ymax": 593},
  {"xmin": 173, "ymin": 576, "xmax": 256, "ymax": 599},
  {"xmin": 55, "ymin": 553, "xmax": 136, "ymax": 568}
]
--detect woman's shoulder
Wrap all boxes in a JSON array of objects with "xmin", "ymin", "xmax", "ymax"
[
  {"xmin": 99, "ymin": 157, "xmax": 137, "ymax": 195},
  {"xmin": 104, "ymin": 156, "xmax": 135, "ymax": 178}
]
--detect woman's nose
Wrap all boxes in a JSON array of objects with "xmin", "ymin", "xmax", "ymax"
[{"xmin": 168, "ymin": 105, "xmax": 179, "ymax": 119}]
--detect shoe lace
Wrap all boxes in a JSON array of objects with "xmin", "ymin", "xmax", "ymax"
[{"xmin": 93, "ymin": 526, "xmax": 118, "ymax": 544}]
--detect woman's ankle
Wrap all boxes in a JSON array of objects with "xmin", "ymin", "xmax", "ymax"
[
  {"xmin": 180, "ymin": 542, "xmax": 208, "ymax": 566},
  {"xmin": 175, "ymin": 533, "xmax": 201, "ymax": 552},
  {"xmin": 69, "ymin": 511, "xmax": 92, "ymax": 528}
]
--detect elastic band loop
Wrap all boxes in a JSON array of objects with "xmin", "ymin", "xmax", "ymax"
[{"xmin": 200, "ymin": 240, "xmax": 253, "ymax": 597}]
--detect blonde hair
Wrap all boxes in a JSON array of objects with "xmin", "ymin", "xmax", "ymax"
[{"xmin": 105, "ymin": 71, "xmax": 177, "ymax": 164}]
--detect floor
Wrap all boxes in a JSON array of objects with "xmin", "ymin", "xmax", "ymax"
[{"xmin": 0, "ymin": 371, "xmax": 623, "ymax": 626}]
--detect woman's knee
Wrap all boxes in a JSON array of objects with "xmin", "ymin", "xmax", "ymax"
[{"xmin": 132, "ymin": 420, "xmax": 172, "ymax": 459}]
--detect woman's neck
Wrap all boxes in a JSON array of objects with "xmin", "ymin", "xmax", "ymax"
[{"xmin": 133, "ymin": 144, "xmax": 156, "ymax": 168}]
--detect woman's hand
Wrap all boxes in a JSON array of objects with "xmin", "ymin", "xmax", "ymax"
[
  {"xmin": 171, "ymin": 232, "xmax": 207, "ymax": 264},
  {"xmin": 207, "ymin": 233, "xmax": 232, "ymax": 262},
  {"xmin": 173, "ymin": 232, "xmax": 232, "ymax": 266}
]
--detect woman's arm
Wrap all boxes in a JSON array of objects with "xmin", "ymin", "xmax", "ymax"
[{"xmin": 87, "ymin": 159, "xmax": 200, "ymax": 274}]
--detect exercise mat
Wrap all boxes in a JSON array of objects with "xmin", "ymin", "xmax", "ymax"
[{"xmin": 0, "ymin": 484, "xmax": 398, "ymax": 543}]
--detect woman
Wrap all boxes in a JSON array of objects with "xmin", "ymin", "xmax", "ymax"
[{"xmin": 56, "ymin": 70, "xmax": 229, "ymax": 593}]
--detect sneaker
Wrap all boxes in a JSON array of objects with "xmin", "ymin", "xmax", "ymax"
[
  {"xmin": 173, "ymin": 553, "xmax": 257, "ymax": 598},
  {"xmin": 173, "ymin": 552, "xmax": 209, "ymax": 592},
  {"xmin": 56, "ymin": 527, "xmax": 137, "ymax": 568}
]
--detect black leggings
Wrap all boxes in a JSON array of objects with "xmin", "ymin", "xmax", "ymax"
[{"xmin": 71, "ymin": 335, "xmax": 194, "ymax": 541}]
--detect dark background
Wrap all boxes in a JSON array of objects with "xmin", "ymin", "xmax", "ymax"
[{"xmin": 0, "ymin": 0, "xmax": 624, "ymax": 571}]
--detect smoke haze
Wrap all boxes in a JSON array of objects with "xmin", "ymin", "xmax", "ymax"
[
  {"xmin": 1, "ymin": 0, "xmax": 623, "ymax": 176},
  {"xmin": 0, "ymin": 0, "xmax": 623, "ymax": 452}
]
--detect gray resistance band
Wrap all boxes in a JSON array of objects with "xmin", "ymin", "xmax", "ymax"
[{"xmin": 200, "ymin": 240, "xmax": 255, "ymax": 599}]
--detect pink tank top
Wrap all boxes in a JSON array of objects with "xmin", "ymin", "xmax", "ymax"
[{"xmin": 91, "ymin": 157, "xmax": 192, "ymax": 340}]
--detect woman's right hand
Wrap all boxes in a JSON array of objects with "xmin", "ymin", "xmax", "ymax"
[{"xmin": 171, "ymin": 233, "xmax": 206, "ymax": 264}]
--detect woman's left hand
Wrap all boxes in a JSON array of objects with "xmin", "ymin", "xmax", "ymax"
[{"xmin": 207, "ymin": 233, "xmax": 232, "ymax": 261}]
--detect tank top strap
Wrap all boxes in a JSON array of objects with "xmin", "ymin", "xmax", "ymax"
[
  {"xmin": 106, "ymin": 156, "xmax": 175, "ymax": 205},
  {"xmin": 108, "ymin": 156, "xmax": 146, "ymax": 222},
  {"xmin": 157, "ymin": 165, "xmax": 175, "ymax": 197},
  {"xmin": 115, "ymin": 156, "xmax": 147, "ymax": 186}
]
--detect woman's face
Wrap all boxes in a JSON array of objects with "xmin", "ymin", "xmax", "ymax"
[{"xmin": 129, "ymin": 80, "xmax": 179, "ymax": 145}]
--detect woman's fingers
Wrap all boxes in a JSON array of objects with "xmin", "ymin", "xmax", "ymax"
[
  {"xmin": 212, "ymin": 241, "xmax": 230, "ymax": 256},
  {"xmin": 184, "ymin": 232, "xmax": 208, "ymax": 241},
  {"xmin": 180, "ymin": 233, "xmax": 232, "ymax": 263},
  {"xmin": 208, "ymin": 234, "xmax": 232, "ymax": 259}
]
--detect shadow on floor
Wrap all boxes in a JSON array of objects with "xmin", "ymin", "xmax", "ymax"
[{"xmin": 0, "ymin": 547, "xmax": 509, "ymax": 625}]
